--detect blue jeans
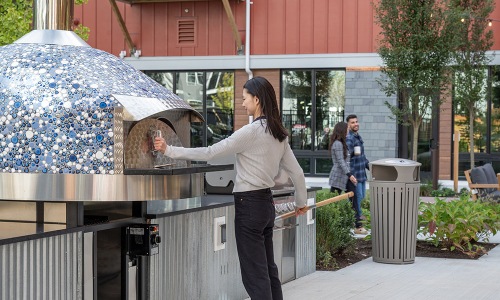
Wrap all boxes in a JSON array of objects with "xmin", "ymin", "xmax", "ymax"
[
  {"xmin": 346, "ymin": 181, "xmax": 361, "ymax": 228},
  {"xmin": 355, "ymin": 181, "xmax": 366, "ymax": 221}
]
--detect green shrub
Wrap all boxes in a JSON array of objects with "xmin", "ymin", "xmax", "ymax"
[
  {"xmin": 420, "ymin": 180, "xmax": 438, "ymax": 197},
  {"xmin": 360, "ymin": 190, "xmax": 371, "ymax": 236},
  {"xmin": 361, "ymin": 190, "xmax": 370, "ymax": 210},
  {"xmin": 430, "ymin": 187, "xmax": 457, "ymax": 197},
  {"xmin": 316, "ymin": 189, "xmax": 356, "ymax": 269},
  {"xmin": 418, "ymin": 193, "xmax": 500, "ymax": 257}
]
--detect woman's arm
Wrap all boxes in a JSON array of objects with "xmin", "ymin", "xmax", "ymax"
[
  {"xmin": 280, "ymin": 142, "xmax": 307, "ymax": 208},
  {"xmin": 155, "ymin": 125, "xmax": 253, "ymax": 161}
]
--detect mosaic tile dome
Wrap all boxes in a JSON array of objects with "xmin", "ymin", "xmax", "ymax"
[{"xmin": 0, "ymin": 36, "xmax": 191, "ymax": 174}]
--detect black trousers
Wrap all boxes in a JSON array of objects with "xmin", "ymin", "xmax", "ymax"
[{"xmin": 233, "ymin": 188, "xmax": 282, "ymax": 300}]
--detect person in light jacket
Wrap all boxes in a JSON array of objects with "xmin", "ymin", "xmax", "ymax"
[
  {"xmin": 328, "ymin": 121, "xmax": 361, "ymax": 232},
  {"xmin": 154, "ymin": 76, "xmax": 308, "ymax": 300}
]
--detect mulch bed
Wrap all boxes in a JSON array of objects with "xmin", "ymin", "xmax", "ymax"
[{"xmin": 318, "ymin": 239, "xmax": 499, "ymax": 271}]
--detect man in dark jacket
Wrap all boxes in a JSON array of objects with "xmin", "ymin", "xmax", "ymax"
[{"xmin": 346, "ymin": 114, "xmax": 369, "ymax": 235}]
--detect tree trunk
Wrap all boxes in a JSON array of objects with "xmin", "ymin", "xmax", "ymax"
[{"xmin": 411, "ymin": 121, "xmax": 420, "ymax": 161}]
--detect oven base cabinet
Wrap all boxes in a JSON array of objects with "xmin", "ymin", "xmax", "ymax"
[{"xmin": 0, "ymin": 189, "xmax": 318, "ymax": 300}]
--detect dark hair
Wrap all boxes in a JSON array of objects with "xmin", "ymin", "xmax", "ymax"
[
  {"xmin": 329, "ymin": 122, "xmax": 348, "ymax": 159},
  {"xmin": 346, "ymin": 114, "xmax": 357, "ymax": 122},
  {"xmin": 243, "ymin": 76, "xmax": 288, "ymax": 142}
]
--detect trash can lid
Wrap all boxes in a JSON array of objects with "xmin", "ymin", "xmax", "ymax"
[{"xmin": 370, "ymin": 158, "xmax": 421, "ymax": 167}]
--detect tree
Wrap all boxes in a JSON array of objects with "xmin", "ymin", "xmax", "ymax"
[
  {"xmin": 375, "ymin": 0, "xmax": 458, "ymax": 160},
  {"xmin": 0, "ymin": 0, "xmax": 89, "ymax": 47},
  {"xmin": 209, "ymin": 72, "xmax": 234, "ymax": 137},
  {"xmin": 0, "ymin": 0, "xmax": 32, "ymax": 46},
  {"xmin": 211, "ymin": 72, "xmax": 234, "ymax": 114},
  {"xmin": 450, "ymin": 0, "xmax": 495, "ymax": 169}
]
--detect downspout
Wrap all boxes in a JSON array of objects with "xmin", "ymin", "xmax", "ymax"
[{"xmin": 245, "ymin": 0, "xmax": 253, "ymax": 80}]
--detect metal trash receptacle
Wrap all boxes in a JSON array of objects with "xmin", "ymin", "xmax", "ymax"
[{"xmin": 369, "ymin": 158, "xmax": 421, "ymax": 264}]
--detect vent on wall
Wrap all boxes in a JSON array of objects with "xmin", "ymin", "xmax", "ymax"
[{"xmin": 177, "ymin": 18, "xmax": 196, "ymax": 46}]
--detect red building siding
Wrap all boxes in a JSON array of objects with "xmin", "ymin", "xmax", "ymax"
[
  {"xmin": 327, "ymin": 0, "xmax": 343, "ymax": 53},
  {"xmin": 313, "ymin": 0, "xmax": 329, "ymax": 54},
  {"xmin": 267, "ymin": 0, "xmax": 286, "ymax": 54},
  {"xmin": 492, "ymin": 3, "xmax": 500, "ymax": 49},
  {"xmin": 76, "ymin": 0, "xmax": 500, "ymax": 57},
  {"xmin": 284, "ymin": 0, "xmax": 300, "ymax": 54},
  {"xmin": 74, "ymin": 0, "xmax": 393, "ymax": 56}
]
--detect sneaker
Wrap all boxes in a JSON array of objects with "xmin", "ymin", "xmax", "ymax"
[{"xmin": 354, "ymin": 227, "xmax": 368, "ymax": 235}]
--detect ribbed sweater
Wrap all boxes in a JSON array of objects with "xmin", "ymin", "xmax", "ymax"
[{"xmin": 164, "ymin": 119, "xmax": 307, "ymax": 208}]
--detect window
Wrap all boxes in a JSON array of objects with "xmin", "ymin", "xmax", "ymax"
[
  {"xmin": 453, "ymin": 67, "xmax": 500, "ymax": 175},
  {"xmin": 282, "ymin": 69, "xmax": 346, "ymax": 175},
  {"xmin": 186, "ymin": 72, "xmax": 204, "ymax": 86},
  {"xmin": 145, "ymin": 70, "xmax": 235, "ymax": 148}
]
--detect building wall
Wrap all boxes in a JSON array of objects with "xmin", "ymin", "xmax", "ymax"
[
  {"xmin": 75, "ymin": 0, "xmax": 500, "ymax": 57},
  {"xmin": 75, "ymin": 0, "xmax": 383, "ymax": 57},
  {"xmin": 344, "ymin": 69, "xmax": 397, "ymax": 162},
  {"xmin": 234, "ymin": 70, "xmax": 281, "ymax": 129},
  {"xmin": 75, "ymin": 0, "xmax": 244, "ymax": 57}
]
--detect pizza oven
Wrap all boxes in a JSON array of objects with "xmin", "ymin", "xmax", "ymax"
[{"xmin": 0, "ymin": 0, "xmax": 235, "ymax": 203}]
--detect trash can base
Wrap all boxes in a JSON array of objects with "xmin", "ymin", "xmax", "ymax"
[{"xmin": 372, "ymin": 257, "xmax": 414, "ymax": 264}]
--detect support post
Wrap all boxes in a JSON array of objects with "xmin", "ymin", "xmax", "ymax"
[
  {"xmin": 221, "ymin": 0, "xmax": 244, "ymax": 54},
  {"xmin": 109, "ymin": 0, "xmax": 136, "ymax": 55},
  {"xmin": 454, "ymin": 130, "xmax": 460, "ymax": 193}
]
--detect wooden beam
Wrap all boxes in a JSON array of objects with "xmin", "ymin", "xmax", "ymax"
[
  {"xmin": 221, "ymin": 0, "xmax": 243, "ymax": 53},
  {"xmin": 109, "ymin": 0, "xmax": 136, "ymax": 55}
]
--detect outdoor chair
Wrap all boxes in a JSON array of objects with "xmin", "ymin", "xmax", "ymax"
[{"xmin": 464, "ymin": 163, "xmax": 500, "ymax": 202}]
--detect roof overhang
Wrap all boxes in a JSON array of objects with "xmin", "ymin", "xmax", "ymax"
[{"xmin": 116, "ymin": 0, "xmax": 219, "ymax": 3}]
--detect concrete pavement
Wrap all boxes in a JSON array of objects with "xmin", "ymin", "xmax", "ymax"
[
  {"xmin": 282, "ymin": 233, "xmax": 500, "ymax": 300},
  {"xmin": 287, "ymin": 177, "xmax": 499, "ymax": 300}
]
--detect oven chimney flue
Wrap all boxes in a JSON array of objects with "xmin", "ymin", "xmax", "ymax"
[{"xmin": 33, "ymin": 0, "xmax": 74, "ymax": 31}]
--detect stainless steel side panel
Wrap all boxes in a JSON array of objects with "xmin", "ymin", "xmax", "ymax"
[
  {"xmin": 0, "ymin": 173, "xmax": 203, "ymax": 202},
  {"xmin": 83, "ymin": 232, "xmax": 94, "ymax": 300},
  {"xmin": 295, "ymin": 190, "xmax": 317, "ymax": 278},
  {"xmin": 149, "ymin": 206, "xmax": 247, "ymax": 300},
  {"xmin": 0, "ymin": 232, "xmax": 83, "ymax": 300}
]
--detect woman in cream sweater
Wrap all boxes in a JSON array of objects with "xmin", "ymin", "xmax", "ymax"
[{"xmin": 154, "ymin": 76, "xmax": 307, "ymax": 300}]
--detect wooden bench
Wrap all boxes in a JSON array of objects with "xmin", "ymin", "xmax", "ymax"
[{"xmin": 464, "ymin": 163, "xmax": 500, "ymax": 201}]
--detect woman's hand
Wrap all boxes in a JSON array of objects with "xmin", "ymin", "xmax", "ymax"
[
  {"xmin": 154, "ymin": 137, "xmax": 167, "ymax": 153},
  {"xmin": 350, "ymin": 175, "xmax": 357, "ymax": 185},
  {"xmin": 295, "ymin": 206, "xmax": 309, "ymax": 216}
]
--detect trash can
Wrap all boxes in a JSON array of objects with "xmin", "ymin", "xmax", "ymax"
[{"xmin": 369, "ymin": 158, "xmax": 421, "ymax": 264}]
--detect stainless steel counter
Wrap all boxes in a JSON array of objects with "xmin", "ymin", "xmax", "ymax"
[{"xmin": 0, "ymin": 163, "xmax": 233, "ymax": 202}]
